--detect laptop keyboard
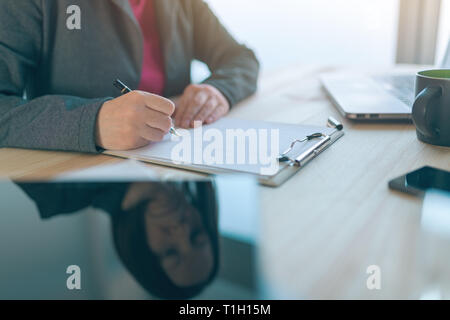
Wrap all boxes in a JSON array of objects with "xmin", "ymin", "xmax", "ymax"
[{"xmin": 371, "ymin": 74, "xmax": 416, "ymax": 107}]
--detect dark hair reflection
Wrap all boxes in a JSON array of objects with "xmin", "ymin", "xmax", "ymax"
[
  {"xmin": 17, "ymin": 181, "xmax": 219, "ymax": 299},
  {"xmin": 113, "ymin": 181, "xmax": 219, "ymax": 299}
]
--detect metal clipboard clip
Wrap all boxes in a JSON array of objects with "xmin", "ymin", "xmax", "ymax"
[{"xmin": 278, "ymin": 116, "xmax": 344, "ymax": 167}]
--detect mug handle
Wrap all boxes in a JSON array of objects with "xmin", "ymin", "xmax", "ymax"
[{"xmin": 412, "ymin": 86, "xmax": 442, "ymax": 138}]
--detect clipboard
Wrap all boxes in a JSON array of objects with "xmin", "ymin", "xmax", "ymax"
[
  {"xmin": 104, "ymin": 117, "xmax": 344, "ymax": 187},
  {"xmin": 266, "ymin": 116, "xmax": 344, "ymax": 186}
]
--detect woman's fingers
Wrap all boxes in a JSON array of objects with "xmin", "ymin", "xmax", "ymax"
[
  {"xmin": 192, "ymin": 97, "xmax": 219, "ymax": 126},
  {"xmin": 139, "ymin": 124, "xmax": 167, "ymax": 142},
  {"xmin": 174, "ymin": 84, "xmax": 230, "ymax": 128},
  {"xmin": 179, "ymin": 91, "xmax": 209, "ymax": 128},
  {"xmin": 205, "ymin": 104, "xmax": 228, "ymax": 124}
]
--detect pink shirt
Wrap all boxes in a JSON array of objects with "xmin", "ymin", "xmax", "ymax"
[{"xmin": 129, "ymin": 0, "xmax": 165, "ymax": 95}]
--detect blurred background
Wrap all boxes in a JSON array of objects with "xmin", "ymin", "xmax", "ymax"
[{"xmin": 193, "ymin": 0, "xmax": 450, "ymax": 81}]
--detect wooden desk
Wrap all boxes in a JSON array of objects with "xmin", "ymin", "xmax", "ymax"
[{"xmin": 1, "ymin": 65, "xmax": 449, "ymax": 299}]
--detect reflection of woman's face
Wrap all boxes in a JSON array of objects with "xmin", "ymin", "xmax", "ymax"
[{"xmin": 122, "ymin": 183, "xmax": 214, "ymax": 287}]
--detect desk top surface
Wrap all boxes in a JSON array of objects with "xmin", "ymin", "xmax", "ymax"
[{"xmin": 1, "ymin": 64, "xmax": 449, "ymax": 299}]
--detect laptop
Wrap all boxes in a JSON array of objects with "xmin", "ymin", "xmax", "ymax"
[{"xmin": 320, "ymin": 38, "xmax": 450, "ymax": 120}]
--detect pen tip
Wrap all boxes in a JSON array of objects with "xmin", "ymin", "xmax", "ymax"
[{"xmin": 170, "ymin": 128, "xmax": 182, "ymax": 136}]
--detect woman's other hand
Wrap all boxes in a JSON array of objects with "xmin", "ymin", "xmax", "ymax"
[{"xmin": 173, "ymin": 84, "xmax": 230, "ymax": 128}]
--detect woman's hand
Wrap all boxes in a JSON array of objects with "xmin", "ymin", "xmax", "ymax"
[
  {"xmin": 96, "ymin": 91, "xmax": 175, "ymax": 150},
  {"xmin": 173, "ymin": 84, "xmax": 230, "ymax": 128}
]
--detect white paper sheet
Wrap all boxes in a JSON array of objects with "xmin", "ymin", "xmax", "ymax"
[{"xmin": 104, "ymin": 118, "xmax": 336, "ymax": 177}]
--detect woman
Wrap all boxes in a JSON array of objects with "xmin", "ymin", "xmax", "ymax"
[{"xmin": 0, "ymin": 0, "xmax": 259, "ymax": 152}]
